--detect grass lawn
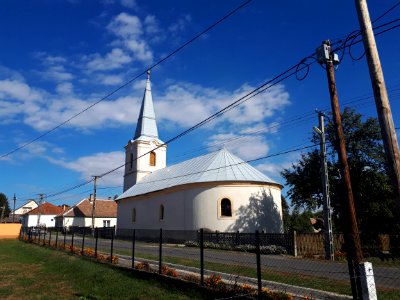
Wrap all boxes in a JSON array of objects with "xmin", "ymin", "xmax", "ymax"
[
  {"xmin": 122, "ymin": 249, "xmax": 399, "ymax": 300},
  {"xmin": 0, "ymin": 239, "xmax": 206, "ymax": 300}
]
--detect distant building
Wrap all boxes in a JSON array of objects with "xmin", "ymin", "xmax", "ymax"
[
  {"xmin": 55, "ymin": 198, "xmax": 117, "ymax": 229},
  {"xmin": 116, "ymin": 72, "xmax": 283, "ymax": 236},
  {"xmin": 9, "ymin": 199, "xmax": 38, "ymax": 222},
  {"xmin": 22, "ymin": 202, "xmax": 66, "ymax": 227}
]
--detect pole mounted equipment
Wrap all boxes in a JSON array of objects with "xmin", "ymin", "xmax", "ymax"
[
  {"xmin": 317, "ymin": 39, "xmax": 364, "ymax": 299},
  {"xmin": 314, "ymin": 111, "xmax": 334, "ymax": 261}
]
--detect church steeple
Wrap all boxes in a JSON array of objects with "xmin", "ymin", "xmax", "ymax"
[
  {"xmin": 134, "ymin": 70, "xmax": 159, "ymax": 140},
  {"xmin": 123, "ymin": 70, "xmax": 167, "ymax": 192}
]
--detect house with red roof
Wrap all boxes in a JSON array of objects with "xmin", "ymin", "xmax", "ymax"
[
  {"xmin": 22, "ymin": 202, "xmax": 67, "ymax": 228},
  {"xmin": 55, "ymin": 198, "xmax": 117, "ymax": 229}
]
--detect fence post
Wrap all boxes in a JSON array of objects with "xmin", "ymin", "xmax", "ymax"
[
  {"xmin": 49, "ymin": 229, "xmax": 52, "ymax": 246},
  {"xmin": 255, "ymin": 230, "xmax": 262, "ymax": 298},
  {"xmin": 292, "ymin": 230, "xmax": 297, "ymax": 257},
  {"xmin": 63, "ymin": 228, "xmax": 66, "ymax": 249},
  {"xmin": 38, "ymin": 228, "xmax": 41, "ymax": 244},
  {"xmin": 95, "ymin": 227, "xmax": 99, "ymax": 258},
  {"xmin": 71, "ymin": 230, "xmax": 75, "ymax": 253},
  {"xmin": 81, "ymin": 227, "xmax": 86, "ymax": 255},
  {"xmin": 159, "ymin": 228, "xmax": 163, "ymax": 274},
  {"xmin": 43, "ymin": 229, "xmax": 46, "ymax": 246},
  {"xmin": 55, "ymin": 229, "xmax": 59, "ymax": 248},
  {"xmin": 110, "ymin": 226, "xmax": 115, "ymax": 263},
  {"xmin": 200, "ymin": 228, "xmax": 204, "ymax": 286},
  {"xmin": 131, "ymin": 229, "xmax": 136, "ymax": 268}
]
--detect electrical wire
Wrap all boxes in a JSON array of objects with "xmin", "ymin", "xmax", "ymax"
[
  {"xmin": 0, "ymin": 0, "xmax": 253, "ymax": 159},
  {"xmin": 15, "ymin": 16, "xmax": 400, "ymax": 202}
]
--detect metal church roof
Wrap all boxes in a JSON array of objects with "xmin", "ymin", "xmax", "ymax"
[
  {"xmin": 133, "ymin": 70, "xmax": 162, "ymax": 143},
  {"xmin": 118, "ymin": 148, "xmax": 281, "ymax": 200}
]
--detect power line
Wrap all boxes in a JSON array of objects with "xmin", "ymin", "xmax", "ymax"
[
  {"xmin": 0, "ymin": 0, "xmax": 253, "ymax": 159},
  {"xmin": 25, "ymin": 17, "xmax": 400, "ymax": 201}
]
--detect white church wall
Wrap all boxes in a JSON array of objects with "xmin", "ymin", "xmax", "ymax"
[{"xmin": 117, "ymin": 182, "xmax": 282, "ymax": 233}]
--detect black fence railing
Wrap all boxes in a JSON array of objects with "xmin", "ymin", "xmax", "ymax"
[
  {"xmin": 18, "ymin": 226, "xmax": 400, "ymax": 300},
  {"xmin": 199, "ymin": 231, "xmax": 294, "ymax": 253}
]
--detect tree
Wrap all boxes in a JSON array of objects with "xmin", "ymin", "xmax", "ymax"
[
  {"xmin": 0, "ymin": 193, "xmax": 11, "ymax": 220},
  {"xmin": 282, "ymin": 108, "xmax": 396, "ymax": 234}
]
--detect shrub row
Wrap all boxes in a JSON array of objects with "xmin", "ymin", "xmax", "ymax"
[{"xmin": 184, "ymin": 241, "xmax": 287, "ymax": 255}]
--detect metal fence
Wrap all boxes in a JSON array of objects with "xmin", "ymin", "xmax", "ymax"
[{"xmin": 19, "ymin": 227, "xmax": 400, "ymax": 299}]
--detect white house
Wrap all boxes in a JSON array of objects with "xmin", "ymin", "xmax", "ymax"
[
  {"xmin": 55, "ymin": 198, "xmax": 117, "ymax": 229},
  {"xmin": 116, "ymin": 71, "xmax": 283, "ymax": 236},
  {"xmin": 10, "ymin": 199, "xmax": 38, "ymax": 222},
  {"xmin": 22, "ymin": 202, "xmax": 65, "ymax": 228}
]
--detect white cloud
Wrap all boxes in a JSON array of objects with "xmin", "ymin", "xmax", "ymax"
[
  {"xmin": 38, "ymin": 65, "xmax": 74, "ymax": 82},
  {"xmin": 0, "ymin": 79, "xmax": 43, "ymax": 102},
  {"xmin": 98, "ymin": 74, "xmax": 124, "ymax": 85},
  {"xmin": 107, "ymin": 13, "xmax": 143, "ymax": 38},
  {"xmin": 144, "ymin": 15, "xmax": 160, "ymax": 34},
  {"xmin": 155, "ymin": 81, "xmax": 290, "ymax": 128},
  {"xmin": 86, "ymin": 48, "xmax": 132, "ymax": 71},
  {"xmin": 206, "ymin": 132, "xmax": 270, "ymax": 161},
  {"xmin": 54, "ymin": 151, "xmax": 125, "ymax": 186},
  {"xmin": 120, "ymin": 0, "xmax": 137, "ymax": 9},
  {"xmin": 169, "ymin": 14, "xmax": 191, "ymax": 33},
  {"xmin": 107, "ymin": 13, "xmax": 153, "ymax": 63},
  {"xmin": 56, "ymin": 82, "xmax": 73, "ymax": 94}
]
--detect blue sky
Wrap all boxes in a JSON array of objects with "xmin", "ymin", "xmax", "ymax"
[{"xmin": 0, "ymin": 0, "xmax": 399, "ymax": 208}]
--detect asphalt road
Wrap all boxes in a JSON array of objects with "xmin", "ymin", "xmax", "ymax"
[{"xmin": 40, "ymin": 232, "xmax": 400, "ymax": 290}]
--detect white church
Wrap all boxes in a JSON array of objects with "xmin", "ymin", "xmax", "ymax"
[{"xmin": 116, "ymin": 71, "xmax": 283, "ymax": 235}]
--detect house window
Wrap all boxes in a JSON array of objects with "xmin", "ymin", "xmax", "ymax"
[
  {"xmin": 220, "ymin": 198, "xmax": 232, "ymax": 217},
  {"xmin": 103, "ymin": 220, "xmax": 110, "ymax": 227},
  {"xmin": 130, "ymin": 153, "xmax": 133, "ymax": 169},
  {"xmin": 159, "ymin": 204, "xmax": 164, "ymax": 220},
  {"xmin": 150, "ymin": 151, "xmax": 156, "ymax": 166},
  {"xmin": 132, "ymin": 208, "xmax": 136, "ymax": 223}
]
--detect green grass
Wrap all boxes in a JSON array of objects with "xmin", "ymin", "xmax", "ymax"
[
  {"xmin": 0, "ymin": 239, "xmax": 205, "ymax": 300},
  {"xmin": 126, "ymin": 249, "xmax": 399, "ymax": 300}
]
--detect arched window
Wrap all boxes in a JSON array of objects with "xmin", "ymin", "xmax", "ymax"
[
  {"xmin": 220, "ymin": 198, "xmax": 232, "ymax": 217},
  {"xmin": 132, "ymin": 208, "xmax": 136, "ymax": 223},
  {"xmin": 159, "ymin": 204, "xmax": 164, "ymax": 220},
  {"xmin": 130, "ymin": 153, "xmax": 133, "ymax": 170},
  {"xmin": 150, "ymin": 151, "xmax": 156, "ymax": 166}
]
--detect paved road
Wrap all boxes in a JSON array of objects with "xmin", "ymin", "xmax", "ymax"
[{"xmin": 41, "ymin": 232, "xmax": 400, "ymax": 290}]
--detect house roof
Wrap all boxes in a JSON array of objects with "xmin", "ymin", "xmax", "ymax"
[
  {"xmin": 60, "ymin": 198, "xmax": 117, "ymax": 218},
  {"xmin": 133, "ymin": 70, "xmax": 163, "ymax": 144},
  {"xmin": 118, "ymin": 148, "xmax": 281, "ymax": 200},
  {"xmin": 13, "ymin": 199, "xmax": 38, "ymax": 213},
  {"xmin": 26, "ymin": 202, "xmax": 64, "ymax": 215}
]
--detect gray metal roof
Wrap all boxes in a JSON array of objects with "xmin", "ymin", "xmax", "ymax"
[
  {"xmin": 118, "ymin": 148, "xmax": 280, "ymax": 199},
  {"xmin": 134, "ymin": 71, "xmax": 161, "ymax": 142}
]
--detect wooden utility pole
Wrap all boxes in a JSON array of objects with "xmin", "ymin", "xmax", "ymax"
[
  {"xmin": 13, "ymin": 193, "xmax": 16, "ymax": 223},
  {"xmin": 317, "ymin": 40, "xmax": 364, "ymax": 299},
  {"xmin": 91, "ymin": 176, "xmax": 99, "ymax": 229},
  {"xmin": 355, "ymin": 0, "xmax": 400, "ymax": 222},
  {"xmin": 37, "ymin": 194, "xmax": 45, "ymax": 227}
]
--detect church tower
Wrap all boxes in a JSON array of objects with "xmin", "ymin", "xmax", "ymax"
[{"xmin": 123, "ymin": 70, "xmax": 167, "ymax": 192}]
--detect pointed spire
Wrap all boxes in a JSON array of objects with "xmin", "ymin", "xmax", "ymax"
[{"xmin": 134, "ymin": 70, "xmax": 159, "ymax": 140}]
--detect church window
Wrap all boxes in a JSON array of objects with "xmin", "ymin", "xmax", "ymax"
[
  {"xmin": 159, "ymin": 204, "xmax": 164, "ymax": 220},
  {"xmin": 130, "ymin": 153, "xmax": 133, "ymax": 170},
  {"xmin": 220, "ymin": 198, "xmax": 232, "ymax": 217},
  {"xmin": 132, "ymin": 208, "xmax": 136, "ymax": 223},
  {"xmin": 150, "ymin": 151, "xmax": 156, "ymax": 166}
]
